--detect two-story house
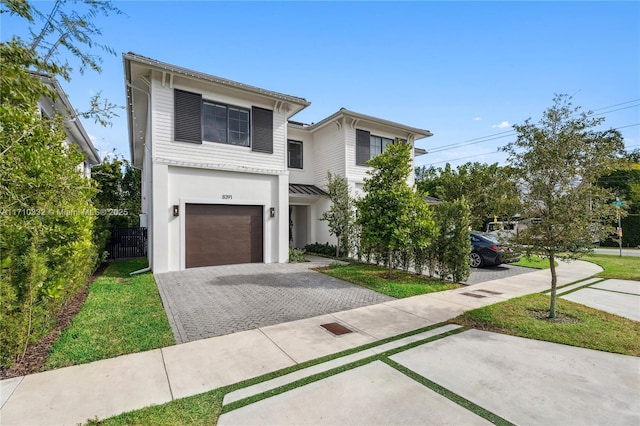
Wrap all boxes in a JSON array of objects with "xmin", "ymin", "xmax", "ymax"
[
  {"xmin": 36, "ymin": 73, "xmax": 100, "ymax": 177},
  {"xmin": 124, "ymin": 53, "xmax": 432, "ymax": 273}
]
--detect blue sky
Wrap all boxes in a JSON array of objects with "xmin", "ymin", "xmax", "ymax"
[{"xmin": 3, "ymin": 1, "xmax": 639, "ymax": 169}]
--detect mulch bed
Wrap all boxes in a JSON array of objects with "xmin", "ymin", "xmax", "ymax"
[{"xmin": 0, "ymin": 262, "xmax": 109, "ymax": 380}]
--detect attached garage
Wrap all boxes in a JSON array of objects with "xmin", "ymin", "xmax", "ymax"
[{"xmin": 185, "ymin": 204, "xmax": 263, "ymax": 268}]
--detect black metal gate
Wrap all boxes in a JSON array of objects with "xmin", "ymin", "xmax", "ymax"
[{"xmin": 107, "ymin": 227, "xmax": 148, "ymax": 260}]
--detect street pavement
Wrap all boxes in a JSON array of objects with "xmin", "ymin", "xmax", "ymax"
[
  {"xmin": 594, "ymin": 247, "xmax": 640, "ymax": 257},
  {"xmin": 3, "ymin": 259, "xmax": 639, "ymax": 426}
]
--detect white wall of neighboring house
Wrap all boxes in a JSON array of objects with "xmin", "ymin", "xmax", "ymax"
[{"xmin": 37, "ymin": 75, "xmax": 100, "ymax": 177}]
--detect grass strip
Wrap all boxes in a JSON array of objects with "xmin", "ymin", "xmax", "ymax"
[
  {"xmin": 88, "ymin": 322, "xmax": 460, "ymax": 425},
  {"xmin": 451, "ymin": 293, "xmax": 640, "ymax": 356},
  {"xmin": 552, "ymin": 279, "xmax": 605, "ymax": 296},
  {"xmin": 584, "ymin": 254, "xmax": 640, "ymax": 280},
  {"xmin": 537, "ymin": 277, "xmax": 602, "ymax": 294},
  {"xmin": 316, "ymin": 263, "xmax": 460, "ymax": 298},
  {"xmin": 382, "ymin": 358, "xmax": 515, "ymax": 426},
  {"xmin": 46, "ymin": 259, "xmax": 175, "ymax": 369},
  {"xmin": 513, "ymin": 256, "xmax": 553, "ymax": 269},
  {"xmin": 222, "ymin": 326, "xmax": 468, "ymax": 414}
]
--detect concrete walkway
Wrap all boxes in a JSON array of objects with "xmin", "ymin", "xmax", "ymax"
[{"xmin": 0, "ymin": 259, "xmax": 623, "ymax": 426}]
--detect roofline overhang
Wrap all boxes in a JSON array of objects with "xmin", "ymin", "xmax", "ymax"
[
  {"xmin": 123, "ymin": 52, "xmax": 311, "ymax": 113},
  {"xmin": 289, "ymin": 108, "xmax": 434, "ymax": 140},
  {"xmin": 124, "ymin": 58, "xmax": 136, "ymax": 166},
  {"xmin": 34, "ymin": 72, "xmax": 100, "ymax": 165}
]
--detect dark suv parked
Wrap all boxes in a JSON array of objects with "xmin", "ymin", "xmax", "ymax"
[{"xmin": 470, "ymin": 231, "xmax": 521, "ymax": 268}]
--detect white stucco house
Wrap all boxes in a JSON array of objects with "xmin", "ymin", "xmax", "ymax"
[
  {"xmin": 124, "ymin": 53, "xmax": 432, "ymax": 273},
  {"xmin": 36, "ymin": 73, "xmax": 100, "ymax": 177}
]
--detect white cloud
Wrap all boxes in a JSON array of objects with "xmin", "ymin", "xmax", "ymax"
[
  {"xmin": 473, "ymin": 117, "xmax": 481, "ymax": 121},
  {"xmin": 492, "ymin": 121, "xmax": 511, "ymax": 129}
]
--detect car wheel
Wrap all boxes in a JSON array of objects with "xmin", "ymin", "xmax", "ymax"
[{"xmin": 469, "ymin": 252, "xmax": 483, "ymax": 268}]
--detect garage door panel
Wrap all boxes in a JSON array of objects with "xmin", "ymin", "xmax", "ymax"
[{"xmin": 186, "ymin": 204, "xmax": 263, "ymax": 268}]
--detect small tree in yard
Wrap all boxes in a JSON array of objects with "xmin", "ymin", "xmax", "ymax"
[
  {"xmin": 357, "ymin": 141, "xmax": 435, "ymax": 278},
  {"xmin": 320, "ymin": 171, "xmax": 354, "ymax": 258},
  {"xmin": 502, "ymin": 94, "xmax": 625, "ymax": 318}
]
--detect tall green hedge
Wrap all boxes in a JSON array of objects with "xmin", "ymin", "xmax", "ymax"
[{"xmin": 0, "ymin": 42, "xmax": 98, "ymax": 367}]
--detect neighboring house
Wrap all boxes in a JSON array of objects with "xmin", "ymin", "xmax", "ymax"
[
  {"xmin": 124, "ymin": 53, "xmax": 432, "ymax": 273},
  {"xmin": 35, "ymin": 73, "xmax": 100, "ymax": 177}
]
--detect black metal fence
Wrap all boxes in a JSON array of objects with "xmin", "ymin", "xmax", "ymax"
[{"xmin": 107, "ymin": 227, "xmax": 148, "ymax": 260}]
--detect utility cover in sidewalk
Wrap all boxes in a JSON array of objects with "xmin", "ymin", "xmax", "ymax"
[
  {"xmin": 460, "ymin": 292, "xmax": 486, "ymax": 298},
  {"xmin": 474, "ymin": 289, "xmax": 503, "ymax": 295},
  {"xmin": 321, "ymin": 322, "xmax": 352, "ymax": 335}
]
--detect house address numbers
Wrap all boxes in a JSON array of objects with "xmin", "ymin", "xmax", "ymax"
[{"xmin": 222, "ymin": 194, "xmax": 233, "ymax": 200}]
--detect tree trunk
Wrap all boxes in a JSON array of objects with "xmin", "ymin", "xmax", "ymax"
[
  {"xmin": 336, "ymin": 235, "xmax": 341, "ymax": 258},
  {"xmin": 387, "ymin": 249, "xmax": 393, "ymax": 279},
  {"xmin": 548, "ymin": 252, "xmax": 557, "ymax": 318}
]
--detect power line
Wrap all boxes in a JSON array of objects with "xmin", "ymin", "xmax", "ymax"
[
  {"xmin": 424, "ymin": 99, "xmax": 640, "ymax": 156},
  {"xmin": 426, "ymin": 123, "xmax": 640, "ymax": 166},
  {"xmin": 591, "ymin": 99, "xmax": 640, "ymax": 112}
]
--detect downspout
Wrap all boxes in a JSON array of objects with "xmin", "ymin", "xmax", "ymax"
[{"xmin": 126, "ymin": 79, "xmax": 153, "ymax": 276}]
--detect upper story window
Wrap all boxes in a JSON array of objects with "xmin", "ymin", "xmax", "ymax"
[
  {"xmin": 356, "ymin": 129, "xmax": 395, "ymax": 166},
  {"xmin": 203, "ymin": 101, "xmax": 250, "ymax": 146},
  {"xmin": 288, "ymin": 140, "xmax": 303, "ymax": 169},
  {"xmin": 370, "ymin": 135, "xmax": 393, "ymax": 158},
  {"xmin": 174, "ymin": 88, "xmax": 273, "ymax": 153}
]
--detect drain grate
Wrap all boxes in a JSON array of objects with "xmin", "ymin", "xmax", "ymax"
[
  {"xmin": 320, "ymin": 322, "xmax": 352, "ymax": 336},
  {"xmin": 460, "ymin": 292, "xmax": 487, "ymax": 298},
  {"xmin": 474, "ymin": 289, "xmax": 503, "ymax": 295}
]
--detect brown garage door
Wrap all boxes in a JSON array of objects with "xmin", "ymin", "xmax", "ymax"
[{"xmin": 185, "ymin": 204, "xmax": 263, "ymax": 268}]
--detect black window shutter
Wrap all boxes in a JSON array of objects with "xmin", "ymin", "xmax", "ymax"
[
  {"xmin": 356, "ymin": 129, "xmax": 370, "ymax": 166},
  {"xmin": 251, "ymin": 106, "xmax": 273, "ymax": 153},
  {"xmin": 174, "ymin": 89, "xmax": 202, "ymax": 144}
]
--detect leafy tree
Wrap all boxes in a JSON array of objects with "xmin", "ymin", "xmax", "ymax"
[
  {"xmin": 91, "ymin": 155, "xmax": 141, "ymax": 258},
  {"xmin": 597, "ymin": 150, "xmax": 640, "ymax": 214},
  {"xmin": 502, "ymin": 94, "xmax": 625, "ymax": 318},
  {"xmin": 320, "ymin": 172, "xmax": 354, "ymax": 258},
  {"xmin": 0, "ymin": 43, "xmax": 98, "ymax": 364},
  {"xmin": 357, "ymin": 141, "xmax": 435, "ymax": 278},
  {"xmin": 0, "ymin": 0, "xmax": 121, "ymax": 365},
  {"xmin": 416, "ymin": 162, "xmax": 521, "ymax": 230}
]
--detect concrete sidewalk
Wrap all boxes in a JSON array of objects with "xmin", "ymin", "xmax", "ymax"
[{"xmin": 0, "ymin": 260, "xmax": 605, "ymax": 425}]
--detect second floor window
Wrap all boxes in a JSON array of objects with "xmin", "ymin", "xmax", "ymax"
[
  {"xmin": 203, "ymin": 101, "xmax": 250, "ymax": 146},
  {"xmin": 288, "ymin": 140, "xmax": 303, "ymax": 169},
  {"xmin": 174, "ymin": 89, "xmax": 273, "ymax": 153},
  {"xmin": 356, "ymin": 129, "xmax": 395, "ymax": 165}
]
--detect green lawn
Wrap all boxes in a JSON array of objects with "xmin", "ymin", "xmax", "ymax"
[
  {"xmin": 316, "ymin": 263, "xmax": 459, "ymax": 298},
  {"xmin": 584, "ymin": 254, "xmax": 640, "ymax": 280},
  {"xmin": 451, "ymin": 293, "xmax": 640, "ymax": 356},
  {"xmin": 512, "ymin": 256, "xmax": 552, "ymax": 269},
  {"xmin": 87, "ymin": 390, "xmax": 224, "ymax": 426},
  {"xmin": 45, "ymin": 259, "xmax": 175, "ymax": 369}
]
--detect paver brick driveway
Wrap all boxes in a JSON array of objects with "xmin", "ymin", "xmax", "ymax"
[{"xmin": 155, "ymin": 257, "xmax": 394, "ymax": 344}]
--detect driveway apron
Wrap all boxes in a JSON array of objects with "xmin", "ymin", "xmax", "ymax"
[{"xmin": 155, "ymin": 258, "xmax": 394, "ymax": 344}]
